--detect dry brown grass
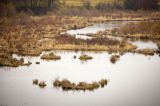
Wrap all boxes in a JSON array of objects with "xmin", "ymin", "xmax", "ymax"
[
  {"xmin": 113, "ymin": 21, "xmax": 160, "ymax": 40},
  {"xmin": 55, "ymin": 35, "xmax": 120, "ymax": 46},
  {"xmin": 79, "ymin": 54, "xmax": 93, "ymax": 60},
  {"xmin": 53, "ymin": 78, "xmax": 108, "ymax": 91},
  {"xmin": 41, "ymin": 53, "xmax": 61, "ymax": 60}
]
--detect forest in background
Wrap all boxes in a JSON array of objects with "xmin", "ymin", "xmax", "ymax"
[{"xmin": 0, "ymin": 0, "xmax": 160, "ymax": 16}]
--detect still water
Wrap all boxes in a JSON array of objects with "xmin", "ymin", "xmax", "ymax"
[
  {"xmin": 0, "ymin": 51, "xmax": 160, "ymax": 106},
  {"xmin": 65, "ymin": 21, "xmax": 130, "ymax": 39}
]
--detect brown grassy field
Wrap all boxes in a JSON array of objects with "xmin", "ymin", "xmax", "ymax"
[{"xmin": 59, "ymin": 0, "xmax": 121, "ymax": 7}]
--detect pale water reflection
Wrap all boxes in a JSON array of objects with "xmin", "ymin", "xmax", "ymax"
[
  {"xmin": 130, "ymin": 40, "xmax": 158, "ymax": 49},
  {"xmin": 0, "ymin": 51, "xmax": 160, "ymax": 106}
]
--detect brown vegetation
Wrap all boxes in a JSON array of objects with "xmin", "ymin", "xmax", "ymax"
[
  {"xmin": 0, "ymin": 11, "xmax": 159, "ymax": 67},
  {"xmin": 110, "ymin": 55, "xmax": 120, "ymax": 64},
  {"xmin": 36, "ymin": 61, "xmax": 40, "ymax": 64},
  {"xmin": 55, "ymin": 35, "xmax": 120, "ymax": 46},
  {"xmin": 41, "ymin": 53, "xmax": 61, "ymax": 60},
  {"xmin": 112, "ymin": 21, "xmax": 160, "ymax": 40},
  {"xmin": 53, "ymin": 79, "xmax": 108, "ymax": 91},
  {"xmin": 33, "ymin": 79, "xmax": 39, "ymax": 85},
  {"xmin": 0, "ymin": 52, "xmax": 24, "ymax": 67},
  {"xmin": 132, "ymin": 49, "xmax": 155, "ymax": 56},
  {"xmin": 79, "ymin": 54, "xmax": 93, "ymax": 60},
  {"xmin": 38, "ymin": 81, "xmax": 47, "ymax": 88}
]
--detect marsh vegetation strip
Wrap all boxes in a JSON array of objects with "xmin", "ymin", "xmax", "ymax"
[
  {"xmin": 0, "ymin": 51, "xmax": 160, "ymax": 106},
  {"xmin": 63, "ymin": 21, "xmax": 159, "ymax": 50}
]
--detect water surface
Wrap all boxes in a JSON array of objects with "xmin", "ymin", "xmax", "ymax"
[{"xmin": 0, "ymin": 51, "xmax": 160, "ymax": 106}]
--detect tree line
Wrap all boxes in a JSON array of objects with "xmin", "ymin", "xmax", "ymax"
[
  {"xmin": 124, "ymin": 0, "xmax": 159, "ymax": 10},
  {"xmin": 0, "ymin": 0, "xmax": 159, "ymax": 14},
  {"xmin": 0, "ymin": 0, "xmax": 60, "ymax": 10}
]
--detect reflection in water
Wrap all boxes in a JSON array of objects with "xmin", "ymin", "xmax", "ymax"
[{"xmin": 0, "ymin": 51, "xmax": 160, "ymax": 106}]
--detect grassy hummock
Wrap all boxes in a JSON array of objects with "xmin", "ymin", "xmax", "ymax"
[
  {"xmin": 53, "ymin": 79, "xmax": 108, "ymax": 91},
  {"xmin": 110, "ymin": 55, "xmax": 120, "ymax": 64},
  {"xmin": 79, "ymin": 54, "xmax": 93, "ymax": 60},
  {"xmin": 0, "ymin": 53, "xmax": 24, "ymax": 67},
  {"xmin": 33, "ymin": 79, "xmax": 39, "ymax": 85},
  {"xmin": 38, "ymin": 81, "xmax": 47, "ymax": 88},
  {"xmin": 41, "ymin": 53, "xmax": 61, "ymax": 60}
]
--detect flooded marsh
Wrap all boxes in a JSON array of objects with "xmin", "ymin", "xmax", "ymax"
[
  {"xmin": 0, "ymin": 16, "xmax": 160, "ymax": 106},
  {"xmin": 0, "ymin": 50, "xmax": 160, "ymax": 106}
]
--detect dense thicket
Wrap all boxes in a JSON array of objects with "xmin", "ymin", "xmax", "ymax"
[
  {"xmin": 124, "ymin": 0, "xmax": 159, "ymax": 10},
  {"xmin": 0, "ymin": 0, "xmax": 159, "ymax": 16},
  {"xmin": 0, "ymin": 0, "xmax": 60, "ymax": 13}
]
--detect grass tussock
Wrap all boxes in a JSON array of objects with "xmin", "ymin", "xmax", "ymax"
[
  {"xmin": 79, "ymin": 54, "xmax": 93, "ymax": 60},
  {"xmin": 33, "ymin": 79, "xmax": 39, "ymax": 85},
  {"xmin": 41, "ymin": 53, "xmax": 61, "ymax": 60},
  {"xmin": 53, "ymin": 79, "xmax": 108, "ymax": 91},
  {"xmin": 38, "ymin": 81, "xmax": 47, "ymax": 88},
  {"xmin": 35, "ymin": 61, "xmax": 40, "ymax": 64},
  {"xmin": 32, "ymin": 79, "xmax": 47, "ymax": 88},
  {"xmin": 110, "ymin": 55, "xmax": 120, "ymax": 64}
]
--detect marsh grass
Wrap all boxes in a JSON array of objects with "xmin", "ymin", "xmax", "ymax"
[
  {"xmin": 33, "ymin": 79, "xmax": 39, "ymax": 85},
  {"xmin": 53, "ymin": 79, "xmax": 108, "ymax": 91},
  {"xmin": 38, "ymin": 81, "xmax": 47, "ymax": 88},
  {"xmin": 79, "ymin": 54, "xmax": 93, "ymax": 60},
  {"xmin": 132, "ymin": 49, "xmax": 155, "ymax": 56},
  {"xmin": 0, "ymin": 53, "xmax": 24, "ymax": 67},
  {"xmin": 41, "ymin": 53, "xmax": 61, "ymax": 60},
  {"xmin": 55, "ymin": 35, "xmax": 120, "ymax": 46},
  {"xmin": 113, "ymin": 21, "xmax": 160, "ymax": 40},
  {"xmin": 110, "ymin": 55, "xmax": 120, "ymax": 64}
]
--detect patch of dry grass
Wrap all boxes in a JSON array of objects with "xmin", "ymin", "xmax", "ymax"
[
  {"xmin": 53, "ymin": 78, "xmax": 108, "ymax": 91},
  {"xmin": 113, "ymin": 21, "xmax": 160, "ymax": 40},
  {"xmin": 79, "ymin": 54, "xmax": 93, "ymax": 60},
  {"xmin": 41, "ymin": 53, "xmax": 61, "ymax": 60}
]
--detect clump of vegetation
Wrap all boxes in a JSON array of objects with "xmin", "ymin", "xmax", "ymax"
[
  {"xmin": 99, "ymin": 79, "xmax": 108, "ymax": 87},
  {"xmin": 33, "ymin": 79, "xmax": 39, "ymax": 85},
  {"xmin": 73, "ymin": 55, "xmax": 77, "ymax": 59},
  {"xmin": 54, "ymin": 79, "xmax": 62, "ymax": 87},
  {"xmin": 79, "ymin": 54, "xmax": 93, "ymax": 60},
  {"xmin": 35, "ymin": 61, "xmax": 40, "ymax": 64},
  {"xmin": 110, "ymin": 55, "xmax": 120, "ymax": 64},
  {"xmin": 41, "ymin": 53, "xmax": 61, "ymax": 60},
  {"xmin": 61, "ymin": 80, "xmax": 75, "ymax": 90},
  {"xmin": 53, "ymin": 79, "xmax": 108, "ymax": 91},
  {"xmin": 132, "ymin": 49, "xmax": 155, "ymax": 56},
  {"xmin": 0, "ymin": 53, "xmax": 24, "ymax": 67},
  {"xmin": 38, "ymin": 81, "xmax": 47, "ymax": 88}
]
